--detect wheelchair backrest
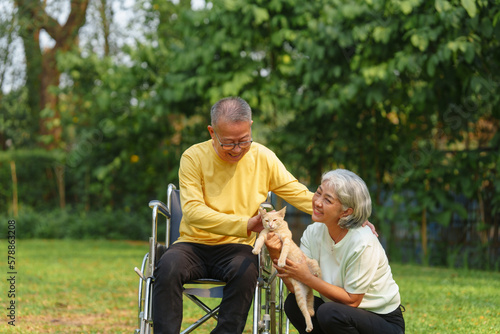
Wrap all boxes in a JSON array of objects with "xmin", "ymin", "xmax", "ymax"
[{"xmin": 167, "ymin": 185, "xmax": 182, "ymax": 246}]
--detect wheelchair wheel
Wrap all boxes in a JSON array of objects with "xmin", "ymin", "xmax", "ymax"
[
  {"xmin": 253, "ymin": 247, "xmax": 288, "ymax": 334},
  {"xmin": 135, "ymin": 252, "xmax": 153, "ymax": 334}
]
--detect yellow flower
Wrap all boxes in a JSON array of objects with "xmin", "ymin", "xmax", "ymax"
[{"xmin": 130, "ymin": 155, "xmax": 139, "ymax": 163}]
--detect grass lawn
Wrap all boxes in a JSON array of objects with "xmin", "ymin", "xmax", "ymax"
[{"xmin": 1, "ymin": 240, "xmax": 499, "ymax": 333}]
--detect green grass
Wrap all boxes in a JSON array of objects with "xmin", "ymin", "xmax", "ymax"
[
  {"xmin": 2, "ymin": 240, "xmax": 143, "ymax": 333},
  {"xmin": 0, "ymin": 240, "xmax": 499, "ymax": 333},
  {"xmin": 394, "ymin": 264, "xmax": 500, "ymax": 333}
]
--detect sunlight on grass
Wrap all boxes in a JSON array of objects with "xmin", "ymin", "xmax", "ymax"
[
  {"xmin": 1, "ymin": 240, "xmax": 498, "ymax": 333},
  {"xmin": 2, "ymin": 240, "xmax": 143, "ymax": 333},
  {"xmin": 393, "ymin": 264, "xmax": 500, "ymax": 333}
]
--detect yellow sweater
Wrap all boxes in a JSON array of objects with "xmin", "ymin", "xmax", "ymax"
[{"xmin": 177, "ymin": 140, "xmax": 313, "ymax": 246}]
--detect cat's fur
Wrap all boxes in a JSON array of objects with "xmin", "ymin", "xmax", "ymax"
[{"xmin": 253, "ymin": 206, "xmax": 321, "ymax": 333}]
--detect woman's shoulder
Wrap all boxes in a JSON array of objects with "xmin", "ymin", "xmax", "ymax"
[
  {"xmin": 300, "ymin": 223, "xmax": 329, "ymax": 255},
  {"xmin": 346, "ymin": 225, "xmax": 380, "ymax": 247},
  {"xmin": 305, "ymin": 222, "xmax": 327, "ymax": 233},
  {"xmin": 302, "ymin": 223, "xmax": 328, "ymax": 242}
]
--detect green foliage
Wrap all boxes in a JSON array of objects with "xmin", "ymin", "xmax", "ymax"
[
  {"xmin": 54, "ymin": 49, "xmax": 183, "ymax": 212},
  {"xmin": 0, "ymin": 87, "xmax": 33, "ymax": 147},
  {"xmin": 0, "ymin": 207, "xmax": 154, "ymax": 240},
  {"xmin": 1, "ymin": 0, "xmax": 499, "ymax": 269},
  {"xmin": 0, "ymin": 149, "xmax": 64, "ymax": 213}
]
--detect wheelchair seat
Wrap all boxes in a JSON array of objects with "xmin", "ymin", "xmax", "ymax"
[{"xmin": 134, "ymin": 183, "xmax": 289, "ymax": 334}]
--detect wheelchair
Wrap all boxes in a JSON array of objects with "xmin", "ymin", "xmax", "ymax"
[{"xmin": 134, "ymin": 183, "xmax": 290, "ymax": 334}]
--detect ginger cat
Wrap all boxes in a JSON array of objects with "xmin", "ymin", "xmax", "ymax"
[{"xmin": 253, "ymin": 206, "xmax": 321, "ymax": 333}]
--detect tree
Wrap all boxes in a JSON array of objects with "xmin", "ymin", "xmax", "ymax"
[
  {"xmin": 271, "ymin": 0, "xmax": 500, "ymax": 263},
  {"xmin": 14, "ymin": 0, "xmax": 90, "ymax": 148},
  {"xmin": 2, "ymin": 0, "xmax": 498, "ymax": 268}
]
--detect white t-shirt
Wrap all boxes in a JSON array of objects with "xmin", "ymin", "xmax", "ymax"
[{"xmin": 300, "ymin": 223, "xmax": 401, "ymax": 314}]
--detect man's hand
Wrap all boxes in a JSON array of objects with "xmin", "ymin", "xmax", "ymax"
[{"xmin": 247, "ymin": 214, "xmax": 264, "ymax": 236}]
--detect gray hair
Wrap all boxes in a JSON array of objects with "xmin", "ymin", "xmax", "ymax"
[
  {"xmin": 210, "ymin": 97, "xmax": 252, "ymax": 127},
  {"xmin": 321, "ymin": 169, "xmax": 372, "ymax": 229}
]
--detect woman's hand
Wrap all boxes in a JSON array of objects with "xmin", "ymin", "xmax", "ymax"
[{"xmin": 273, "ymin": 256, "xmax": 313, "ymax": 284}]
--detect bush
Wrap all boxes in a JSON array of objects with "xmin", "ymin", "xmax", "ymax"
[{"xmin": 0, "ymin": 206, "xmax": 157, "ymax": 240}]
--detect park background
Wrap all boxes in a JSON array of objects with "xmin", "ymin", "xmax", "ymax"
[{"xmin": 0, "ymin": 0, "xmax": 499, "ymax": 333}]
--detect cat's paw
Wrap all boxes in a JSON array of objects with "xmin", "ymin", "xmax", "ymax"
[
  {"xmin": 252, "ymin": 248, "xmax": 260, "ymax": 255},
  {"xmin": 305, "ymin": 318, "xmax": 313, "ymax": 332},
  {"xmin": 277, "ymin": 259, "xmax": 286, "ymax": 267}
]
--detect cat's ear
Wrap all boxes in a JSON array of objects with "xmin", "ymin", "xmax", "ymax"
[{"xmin": 277, "ymin": 206, "xmax": 286, "ymax": 217}]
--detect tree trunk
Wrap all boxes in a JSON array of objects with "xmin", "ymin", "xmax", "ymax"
[
  {"xmin": 98, "ymin": 0, "xmax": 113, "ymax": 56},
  {"xmin": 39, "ymin": 47, "xmax": 62, "ymax": 148},
  {"xmin": 14, "ymin": 0, "xmax": 90, "ymax": 209},
  {"xmin": 54, "ymin": 164, "xmax": 66, "ymax": 209},
  {"xmin": 10, "ymin": 161, "xmax": 18, "ymax": 217},
  {"xmin": 422, "ymin": 207, "xmax": 428, "ymax": 264},
  {"xmin": 15, "ymin": 0, "xmax": 43, "ymax": 134},
  {"xmin": 15, "ymin": 0, "xmax": 90, "ymax": 147}
]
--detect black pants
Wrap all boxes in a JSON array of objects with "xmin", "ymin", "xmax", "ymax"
[
  {"xmin": 153, "ymin": 242, "xmax": 259, "ymax": 334},
  {"xmin": 285, "ymin": 294, "xmax": 405, "ymax": 334}
]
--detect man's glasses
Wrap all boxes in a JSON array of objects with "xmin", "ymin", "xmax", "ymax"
[{"xmin": 213, "ymin": 131, "xmax": 253, "ymax": 151}]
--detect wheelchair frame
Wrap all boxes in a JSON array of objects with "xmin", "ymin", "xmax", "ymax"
[{"xmin": 134, "ymin": 184, "xmax": 290, "ymax": 334}]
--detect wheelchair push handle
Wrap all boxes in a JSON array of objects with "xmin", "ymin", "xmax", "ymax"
[
  {"xmin": 148, "ymin": 200, "xmax": 171, "ymax": 218},
  {"xmin": 260, "ymin": 203, "xmax": 274, "ymax": 212},
  {"xmin": 134, "ymin": 267, "xmax": 145, "ymax": 280}
]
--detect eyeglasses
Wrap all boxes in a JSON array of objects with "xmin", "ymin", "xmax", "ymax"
[{"xmin": 213, "ymin": 131, "xmax": 253, "ymax": 151}]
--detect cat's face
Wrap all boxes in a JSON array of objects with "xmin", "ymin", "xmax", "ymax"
[{"xmin": 260, "ymin": 206, "xmax": 287, "ymax": 230}]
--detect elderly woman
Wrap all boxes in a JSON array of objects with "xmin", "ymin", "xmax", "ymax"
[{"xmin": 265, "ymin": 169, "xmax": 405, "ymax": 334}]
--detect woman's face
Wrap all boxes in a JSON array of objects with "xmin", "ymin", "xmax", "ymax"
[{"xmin": 312, "ymin": 182, "xmax": 346, "ymax": 226}]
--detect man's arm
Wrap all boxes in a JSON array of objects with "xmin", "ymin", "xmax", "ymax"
[
  {"xmin": 179, "ymin": 151, "xmax": 250, "ymax": 238},
  {"xmin": 263, "ymin": 148, "xmax": 314, "ymax": 215}
]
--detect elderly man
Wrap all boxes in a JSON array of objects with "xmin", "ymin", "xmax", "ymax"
[{"xmin": 153, "ymin": 97, "xmax": 314, "ymax": 333}]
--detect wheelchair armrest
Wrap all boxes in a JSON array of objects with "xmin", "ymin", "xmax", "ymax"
[{"xmin": 149, "ymin": 200, "xmax": 171, "ymax": 218}]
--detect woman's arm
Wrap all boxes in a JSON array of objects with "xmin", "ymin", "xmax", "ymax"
[
  {"xmin": 264, "ymin": 233, "xmax": 296, "ymax": 292},
  {"xmin": 277, "ymin": 257, "xmax": 364, "ymax": 308}
]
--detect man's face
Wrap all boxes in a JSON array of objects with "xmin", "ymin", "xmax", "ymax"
[{"xmin": 208, "ymin": 119, "xmax": 253, "ymax": 164}]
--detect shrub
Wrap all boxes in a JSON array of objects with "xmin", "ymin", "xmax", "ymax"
[{"xmin": 0, "ymin": 207, "xmax": 157, "ymax": 240}]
